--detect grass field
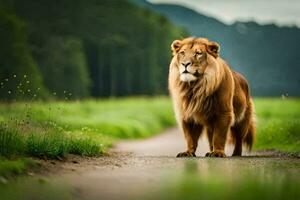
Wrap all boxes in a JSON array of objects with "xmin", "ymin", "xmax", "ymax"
[
  {"xmin": 0, "ymin": 97, "xmax": 175, "ymax": 177},
  {"xmin": 254, "ymin": 98, "xmax": 300, "ymax": 152},
  {"xmin": 0, "ymin": 97, "xmax": 299, "ymax": 177}
]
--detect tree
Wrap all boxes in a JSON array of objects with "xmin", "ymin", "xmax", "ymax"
[
  {"xmin": 0, "ymin": 8, "xmax": 47, "ymax": 101},
  {"xmin": 38, "ymin": 37, "xmax": 90, "ymax": 99}
]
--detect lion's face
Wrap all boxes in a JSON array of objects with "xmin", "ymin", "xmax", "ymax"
[{"xmin": 171, "ymin": 38, "xmax": 220, "ymax": 83}]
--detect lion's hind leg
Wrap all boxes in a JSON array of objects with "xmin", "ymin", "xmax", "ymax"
[
  {"xmin": 231, "ymin": 100, "xmax": 256, "ymax": 157},
  {"xmin": 231, "ymin": 126, "xmax": 243, "ymax": 156}
]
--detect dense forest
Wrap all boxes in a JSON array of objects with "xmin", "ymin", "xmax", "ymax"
[
  {"xmin": 133, "ymin": 0, "xmax": 300, "ymax": 96},
  {"xmin": 0, "ymin": 0, "xmax": 186, "ymax": 100}
]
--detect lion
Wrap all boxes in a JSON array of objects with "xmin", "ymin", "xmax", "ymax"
[{"xmin": 168, "ymin": 37, "xmax": 256, "ymax": 157}]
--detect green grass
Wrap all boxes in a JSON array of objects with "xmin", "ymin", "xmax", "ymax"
[
  {"xmin": 148, "ymin": 159, "xmax": 300, "ymax": 200},
  {"xmin": 0, "ymin": 97, "xmax": 299, "ymax": 177},
  {"xmin": 0, "ymin": 97, "xmax": 175, "ymax": 176},
  {"xmin": 254, "ymin": 98, "xmax": 300, "ymax": 152},
  {"xmin": 0, "ymin": 176, "xmax": 73, "ymax": 200},
  {"xmin": 0, "ymin": 158, "xmax": 37, "ymax": 178},
  {"xmin": 0, "ymin": 97, "xmax": 175, "ymax": 160}
]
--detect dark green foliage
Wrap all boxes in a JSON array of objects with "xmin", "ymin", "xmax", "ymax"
[
  {"xmin": 0, "ymin": 8, "xmax": 48, "ymax": 100},
  {"xmin": 38, "ymin": 37, "xmax": 91, "ymax": 99},
  {"xmin": 0, "ymin": 0, "xmax": 186, "ymax": 99}
]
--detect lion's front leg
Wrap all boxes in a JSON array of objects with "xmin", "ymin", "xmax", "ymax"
[
  {"xmin": 205, "ymin": 116, "xmax": 231, "ymax": 158},
  {"xmin": 177, "ymin": 121, "xmax": 203, "ymax": 157}
]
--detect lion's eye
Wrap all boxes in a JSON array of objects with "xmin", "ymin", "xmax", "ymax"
[
  {"xmin": 179, "ymin": 51, "xmax": 185, "ymax": 56},
  {"xmin": 195, "ymin": 52, "xmax": 203, "ymax": 56}
]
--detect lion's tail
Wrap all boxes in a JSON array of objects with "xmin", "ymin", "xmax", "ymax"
[{"xmin": 243, "ymin": 99, "xmax": 256, "ymax": 151}]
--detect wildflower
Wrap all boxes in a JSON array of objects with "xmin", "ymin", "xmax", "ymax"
[
  {"xmin": 24, "ymin": 75, "xmax": 27, "ymax": 78},
  {"xmin": 13, "ymin": 75, "xmax": 17, "ymax": 78},
  {"xmin": 37, "ymin": 87, "xmax": 40, "ymax": 91},
  {"xmin": 8, "ymin": 91, "xmax": 11, "ymax": 94},
  {"xmin": 53, "ymin": 92, "xmax": 57, "ymax": 95},
  {"xmin": 5, "ymin": 79, "xmax": 8, "ymax": 82},
  {"xmin": 27, "ymin": 89, "xmax": 31, "ymax": 92},
  {"xmin": 26, "ymin": 81, "xmax": 30, "ymax": 84},
  {"xmin": 63, "ymin": 91, "xmax": 66, "ymax": 94},
  {"xmin": 1, "ymin": 82, "xmax": 3, "ymax": 85}
]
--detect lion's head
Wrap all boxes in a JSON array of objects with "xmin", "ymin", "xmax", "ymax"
[
  {"xmin": 169, "ymin": 37, "xmax": 227, "ymax": 116},
  {"xmin": 171, "ymin": 37, "xmax": 220, "ymax": 83}
]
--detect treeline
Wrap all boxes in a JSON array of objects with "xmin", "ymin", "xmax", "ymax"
[{"xmin": 0, "ymin": 0, "xmax": 186, "ymax": 100}]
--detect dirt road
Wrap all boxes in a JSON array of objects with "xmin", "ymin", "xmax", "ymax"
[
  {"xmin": 53, "ymin": 128, "xmax": 300, "ymax": 200},
  {"xmin": 2, "ymin": 128, "xmax": 299, "ymax": 200}
]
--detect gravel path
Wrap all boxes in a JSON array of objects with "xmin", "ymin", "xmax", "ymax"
[{"xmin": 49, "ymin": 128, "xmax": 299, "ymax": 200}]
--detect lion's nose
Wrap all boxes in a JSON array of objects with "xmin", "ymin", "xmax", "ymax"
[{"xmin": 181, "ymin": 62, "xmax": 191, "ymax": 68}]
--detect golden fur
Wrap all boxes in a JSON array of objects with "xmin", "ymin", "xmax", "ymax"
[{"xmin": 168, "ymin": 37, "xmax": 256, "ymax": 157}]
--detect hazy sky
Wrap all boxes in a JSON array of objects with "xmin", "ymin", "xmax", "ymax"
[{"xmin": 148, "ymin": 0, "xmax": 300, "ymax": 27}]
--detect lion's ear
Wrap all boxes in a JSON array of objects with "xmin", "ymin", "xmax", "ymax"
[
  {"xmin": 207, "ymin": 41, "xmax": 220, "ymax": 58},
  {"xmin": 171, "ymin": 40, "xmax": 182, "ymax": 56}
]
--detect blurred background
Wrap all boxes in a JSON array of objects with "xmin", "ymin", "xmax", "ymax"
[
  {"xmin": 1, "ymin": 0, "xmax": 299, "ymax": 101},
  {"xmin": 0, "ymin": 2, "xmax": 299, "ymax": 198}
]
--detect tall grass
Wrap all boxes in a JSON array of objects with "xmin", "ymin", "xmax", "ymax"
[
  {"xmin": 0, "ymin": 97, "xmax": 175, "ymax": 159},
  {"xmin": 0, "ymin": 97, "xmax": 299, "ymax": 161},
  {"xmin": 254, "ymin": 98, "xmax": 300, "ymax": 152},
  {"xmin": 0, "ymin": 123, "xmax": 108, "ymax": 159}
]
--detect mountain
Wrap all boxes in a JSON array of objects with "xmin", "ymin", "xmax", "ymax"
[{"xmin": 132, "ymin": 0, "xmax": 300, "ymax": 96}]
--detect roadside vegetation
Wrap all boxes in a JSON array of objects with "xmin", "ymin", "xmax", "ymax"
[
  {"xmin": 0, "ymin": 97, "xmax": 299, "ymax": 177},
  {"xmin": 254, "ymin": 98, "xmax": 300, "ymax": 153},
  {"xmin": 0, "ymin": 97, "xmax": 175, "ymax": 177}
]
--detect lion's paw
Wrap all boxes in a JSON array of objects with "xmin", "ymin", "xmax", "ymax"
[
  {"xmin": 176, "ymin": 151, "xmax": 196, "ymax": 158},
  {"xmin": 205, "ymin": 151, "xmax": 226, "ymax": 158}
]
